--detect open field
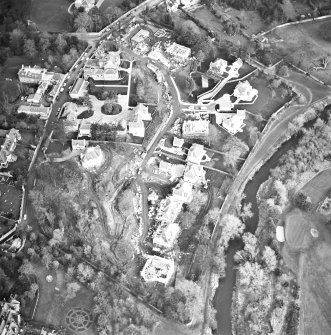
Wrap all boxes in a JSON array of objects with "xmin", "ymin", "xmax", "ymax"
[
  {"xmin": 30, "ymin": 0, "xmax": 71, "ymax": 32},
  {"xmin": 285, "ymin": 209, "xmax": 313, "ymax": 250},
  {"xmin": 300, "ymin": 168, "xmax": 331, "ymax": 206},
  {"xmin": 268, "ymin": 18, "xmax": 331, "ymax": 84}
]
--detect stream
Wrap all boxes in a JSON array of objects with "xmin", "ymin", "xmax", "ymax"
[{"xmin": 214, "ymin": 133, "xmax": 304, "ymax": 335}]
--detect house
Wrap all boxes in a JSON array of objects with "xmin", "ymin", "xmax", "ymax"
[
  {"xmin": 75, "ymin": 0, "xmax": 95, "ymax": 11},
  {"xmin": 172, "ymin": 181, "xmax": 193, "ymax": 203},
  {"xmin": 135, "ymin": 103, "xmax": 151, "ymax": 121},
  {"xmin": 141, "ymin": 256, "xmax": 175, "ymax": 284},
  {"xmin": 228, "ymin": 58, "xmax": 243, "ymax": 78},
  {"xmin": 62, "ymin": 102, "xmax": 78, "ymax": 121},
  {"xmin": 158, "ymin": 197, "xmax": 183, "ymax": 223},
  {"xmin": 187, "ymin": 143, "xmax": 210, "ymax": 165},
  {"xmin": 131, "ymin": 29, "xmax": 150, "ymax": 44},
  {"xmin": 184, "ymin": 163, "xmax": 206, "ymax": 185},
  {"xmin": 0, "ymin": 296, "xmax": 22, "ymax": 335},
  {"xmin": 233, "ymin": 80, "xmax": 258, "ymax": 102},
  {"xmin": 18, "ymin": 65, "xmax": 46, "ymax": 83},
  {"xmin": 27, "ymin": 93, "xmax": 42, "ymax": 104},
  {"xmin": 158, "ymin": 160, "xmax": 185, "ymax": 181},
  {"xmin": 209, "ymin": 58, "xmax": 228, "ymax": 76},
  {"xmin": 71, "ymin": 139, "xmax": 87, "ymax": 151},
  {"xmin": 84, "ymin": 51, "xmax": 121, "ymax": 81},
  {"xmin": 78, "ymin": 120, "xmax": 92, "ymax": 138},
  {"xmin": 214, "ymin": 93, "xmax": 234, "ymax": 112},
  {"xmin": 148, "ymin": 44, "xmax": 170, "ymax": 68},
  {"xmin": 153, "ymin": 222, "xmax": 180, "ymax": 249},
  {"xmin": 0, "ymin": 129, "xmax": 21, "ymax": 169},
  {"xmin": 17, "ymin": 105, "xmax": 50, "ymax": 119},
  {"xmin": 166, "ymin": 0, "xmax": 199, "ymax": 11},
  {"xmin": 165, "ymin": 42, "xmax": 191, "ymax": 63},
  {"xmin": 173, "ymin": 137, "xmax": 184, "ymax": 148},
  {"xmin": 128, "ymin": 117, "xmax": 145, "ymax": 138},
  {"xmin": 182, "ymin": 119, "xmax": 209, "ymax": 137},
  {"xmin": 221, "ymin": 109, "xmax": 246, "ymax": 135},
  {"xmin": 81, "ymin": 145, "xmax": 105, "ymax": 170},
  {"xmin": 69, "ymin": 78, "xmax": 89, "ymax": 99}
]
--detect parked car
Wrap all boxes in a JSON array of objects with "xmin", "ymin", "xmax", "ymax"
[
  {"xmin": 23, "ymin": 214, "xmax": 27, "ymax": 220},
  {"xmin": 60, "ymin": 87, "xmax": 64, "ymax": 92}
]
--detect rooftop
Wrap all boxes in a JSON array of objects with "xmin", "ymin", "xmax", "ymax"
[{"xmin": 141, "ymin": 256, "xmax": 175, "ymax": 284}]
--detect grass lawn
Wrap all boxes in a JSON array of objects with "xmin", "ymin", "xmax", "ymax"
[
  {"xmin": 268, "ymin": 18, "xmax": 331, "ymax": 84},
  {"xmin": 99, "ymin": 0, "xmax": 125, "ymax": 11},
  {"xmin": 300, "ymin": 168, "xmax": 331, "ymax": 206},
  {"xmin": 30, "ymin": 0, "xmax": 71, "ymax": 32},
  {"xmin": 0, "ymin": 183, "xmax": 21, "ymax": 219},
  {"xmin": 285, "ymin": 209, "xmax": 313, "ymax": 250}
]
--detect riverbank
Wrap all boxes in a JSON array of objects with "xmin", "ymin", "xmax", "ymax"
[{"xmin": 213, "ymin": 98, "xmax": 331, "ymax": 334}]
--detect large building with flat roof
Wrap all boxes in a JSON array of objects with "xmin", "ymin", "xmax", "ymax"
[
  {"xmin": 141, "ymin": 256, "xmax": 175, "ymax": 284},
  {"xmin": 69, "ymin": 78, "xmax": 89, "ymax": 99},
  {"xmin": 17, "ymin": 105, "xmax": 51, "ymax": 119}
]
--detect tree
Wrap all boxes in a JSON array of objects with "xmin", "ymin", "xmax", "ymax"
[
  {"xmin": 278, "ymin": 65, "xmax": 289, "ymax": 77},
  {"xmin": 293, "ymin": 191, "xmax": 313, "ymax": 211},
  {"xmin": 222, "ymin": 136, "xmax": 249, "ymax": 169},
  {"xmin": 218, "ymin": 214, "xmax": 244, "ymax": 246},
  {"xmin": 64, "ymin": 282, "xmax": 81, "ymax": 301},
  {"xmin": 187, "ymin": 191, "xmax": 208, "ymax": 215},
  {"xmin": 26, "ymin": 283, "xmax": 39, "ymax": 300},
  {"xmin": 74, "ymin": 12, "xmax": 93, "ymax": 32},
  {"xmin": 10, "ymin": 28, "xmax": 24, "ymax": 55},
  {"xmin": 240, "ymin": 202, "xmax": 254, "ymax": 220},
  {"xmin": 262, "ymin": 246, "xmax": 277, "ymax": 272},
  {"xmin": 23, "ymin": 39, "xmax": 37, "ymax": 58},
  {"xmin": 248, "ymin": 126, "xmax": 260, "ymax": 147},
  {"xmin": 19, "ymin": 260, "xmax": 36, "ymax": 277}
]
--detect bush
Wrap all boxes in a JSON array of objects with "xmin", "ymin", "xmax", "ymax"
[{"xmin": 101, "ymin": 102, "xmax": 122, "ymax": 115}]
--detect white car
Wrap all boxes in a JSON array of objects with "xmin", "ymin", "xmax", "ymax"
[
  {"xmin": 60, "ymin": 87, "xmax": 64, "ymax": 92},
  {"xmin": 23, "ymin": 214, "xmax": 27, "ymax": 220}
]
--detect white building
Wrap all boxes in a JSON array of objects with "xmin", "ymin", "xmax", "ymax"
[
  {"xmin": 78, "ymin": 120, "xmax": 92, "ymax": 138},
  {"xmin": 165, "ymin": 42, "xmax": 191, "ymax": 63},
  {"xmin": 131, "ymin": 29, "xmax": 150, "ymax": 44},
  {"xmin": 233, "ymin": 80, "xmax": 258, "ymax": 102},
  {"xmin": 153, "ymin": 222, "xmax": 180, "ymax": 249},
  {"xmin": 135, "ymin": 103, "xmax": 151, "ymax": 121},
  {"xmin": 182, "ymin": 119, "xmax": 209, "ymax": 137},
  {"xmin": 81, "ymin": 145, "xmax": 105, "ymax": 170},
  {"xmin": 173, "ymin": 137, "xmax": 184, "ymax": 148},
  {"xmin": 71, "ymin": 139, "xmax": 87, "ymax": 151},
  {"xmin": 0, "ymin": 129, "xmax": 21, "ymax": 169},
  {"xmin": 172, "ymin": 181, "xmax": 193, "ymax": 203},
  {"xmin": 75, "ymin": 0, "xmax": 95, "ymax": 11},
  {"xmin": 184, "ymin": 163, "xmax": 206, "ymax": 185},
  {"xmin": 158, "ymin": 160, "xmax": 185, "ymax": 182},
  {"xmin": 187, "ymin": 143, "xmax": 211, "ymax": 165},
  {"xmin": 209, "ymin": 58, "xmax": 228, "ymax": 76},
  {"xmin": 69, "ymin": 78, "xmax": 89, "ymax": 99},
  {"xmin": 148, "ymin": 45, "xmax": 170, "ymax": 68},
  {"xmin": 220, "ymin": 110, "xmax": 246, "ymax": 135},
  {"xmin": 141, "ymin": 256, "xmax": 175, "ymax": 284},
  {"xmin": 128, "ymin": 104, "xmax": 151, "ymax": 138},
  {"xmin": 18, "ymin": 65, "xmax": 46, "ymax": 83},
  {"xmin": 214, "ymin": 93, "xmax": 234, "ymax": 112},
  {"xmin": 17, "ymin": 105, "xmax": 50, "ymax": 119}
]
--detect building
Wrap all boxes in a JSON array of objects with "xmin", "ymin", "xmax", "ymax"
[
  {"xmin": 214, "ymin": 93, "xmax": 234, "ymax": 112},
  {"xmin": 62, "ymin": 102, "xmax": 78, "ymax": 121},
  {"xmin": 173, "ymin": 137, "xmax": 184, "ymax": 148},
  {"xmin": 158, "ymin": 160, "xmax": 185, "ymax": 181},
  {"xmin": 17, "ymin": 105, "xmax": 51, "ymax": 119},
  {"xmin": 208, "ymin": 58, "xmax": 228, "ymax": 76},
  {"xmin": 153, "ymin": 222, "xmax": 180, "ymax": 249},
  {"xmin": 148, "ymin": 44, "xmax": 170, "ymax": 68},
  {"xmin": 233, "ymin": 80, "xmax": 258, "ymax": 102},
  {"xmin": 182, "ymin": 119, "xmax": 209, "ymax": 137},
  {"xmin": 81, "ymin": 145, "xmax": 104, "ymax": 170},
  {"xmin": 172, "ymin": 181, "xmax": 193, "ymax": 203},
  {"xmin": 75, "ymin": 0, "xmax": 95, "ymax": 11},
  {"xmin": 69, "ymin": 78, "xmax": 89, "ymax": 99},
  {"xmin": 84, "ymin": 51, "xmax": 121, "ymax": 81},
  {"xmin": 0, "ymin": 296, "xmax": 22, "ymax": 335},
  {"xmin": 128, "ymin": 117, "xmax": 145, "ymax": 138},
  {"xmin": 0, "ymin": 129, "xmax": 21, "ymax": 169},
  {"xmin": 128, "ymin": 104, "xmax": 151, "ymax": 138},
  {"xmin": 71, "ymin": 139, "xmax": 87, "ymax": 151},
  {"xmin": 131, "ymin": 29, "xmax": 150, "ymax": 44},
  {"xmin": 187, "ymin": 143, "xmax": 211, "ymax": 165},
  {"xmin": 166, "ymin": 0, "xmax": 200, "ymax": 11},
  {"xmin": 158, "ymin": 197, "xmax": 183, "ymax": 223},
  {"xmin": 220, "ymin": 109, "xmax": 246, "ymax": 135},
  {"xmin": 18, "ymin": 65, "xmax": 46, "ymax": 83},
  {"xmin": 135, "ymin": 103, "xmax": 151, "ymax": 121},
  {"xmin": 78, "ymin": 120, "xmax": 92, "ymax": 138},
  {"xmin": 228, "ymin": 58, "xmax": 243, "ymax": 78},
  {"xmin": 184, "ymin": 163, "xmax": 206, "ymax": 185},
  {"xmin": 141, "ymin": 256, "xmax": 175, "ymax": 284},
  {"xmin": 165, "ymin": 42, "xmax": 191, "ymax": 63}
]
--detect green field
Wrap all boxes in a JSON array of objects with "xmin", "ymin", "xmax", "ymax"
[
  {"xmin": 285, "ymin": 210, "xmax": 312, "ymax": 250},
  {"xmin": 301, "ymin": 168, "xmax": 331, "ymax": 206},
  {"xmin": 30, "ymin": 0, "xmax": 71, "ymax": 32}
]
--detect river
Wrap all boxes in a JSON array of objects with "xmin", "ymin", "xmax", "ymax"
[{"xmin": 214, "ymin": 133, "xmax": 304, "ymax": 335}]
